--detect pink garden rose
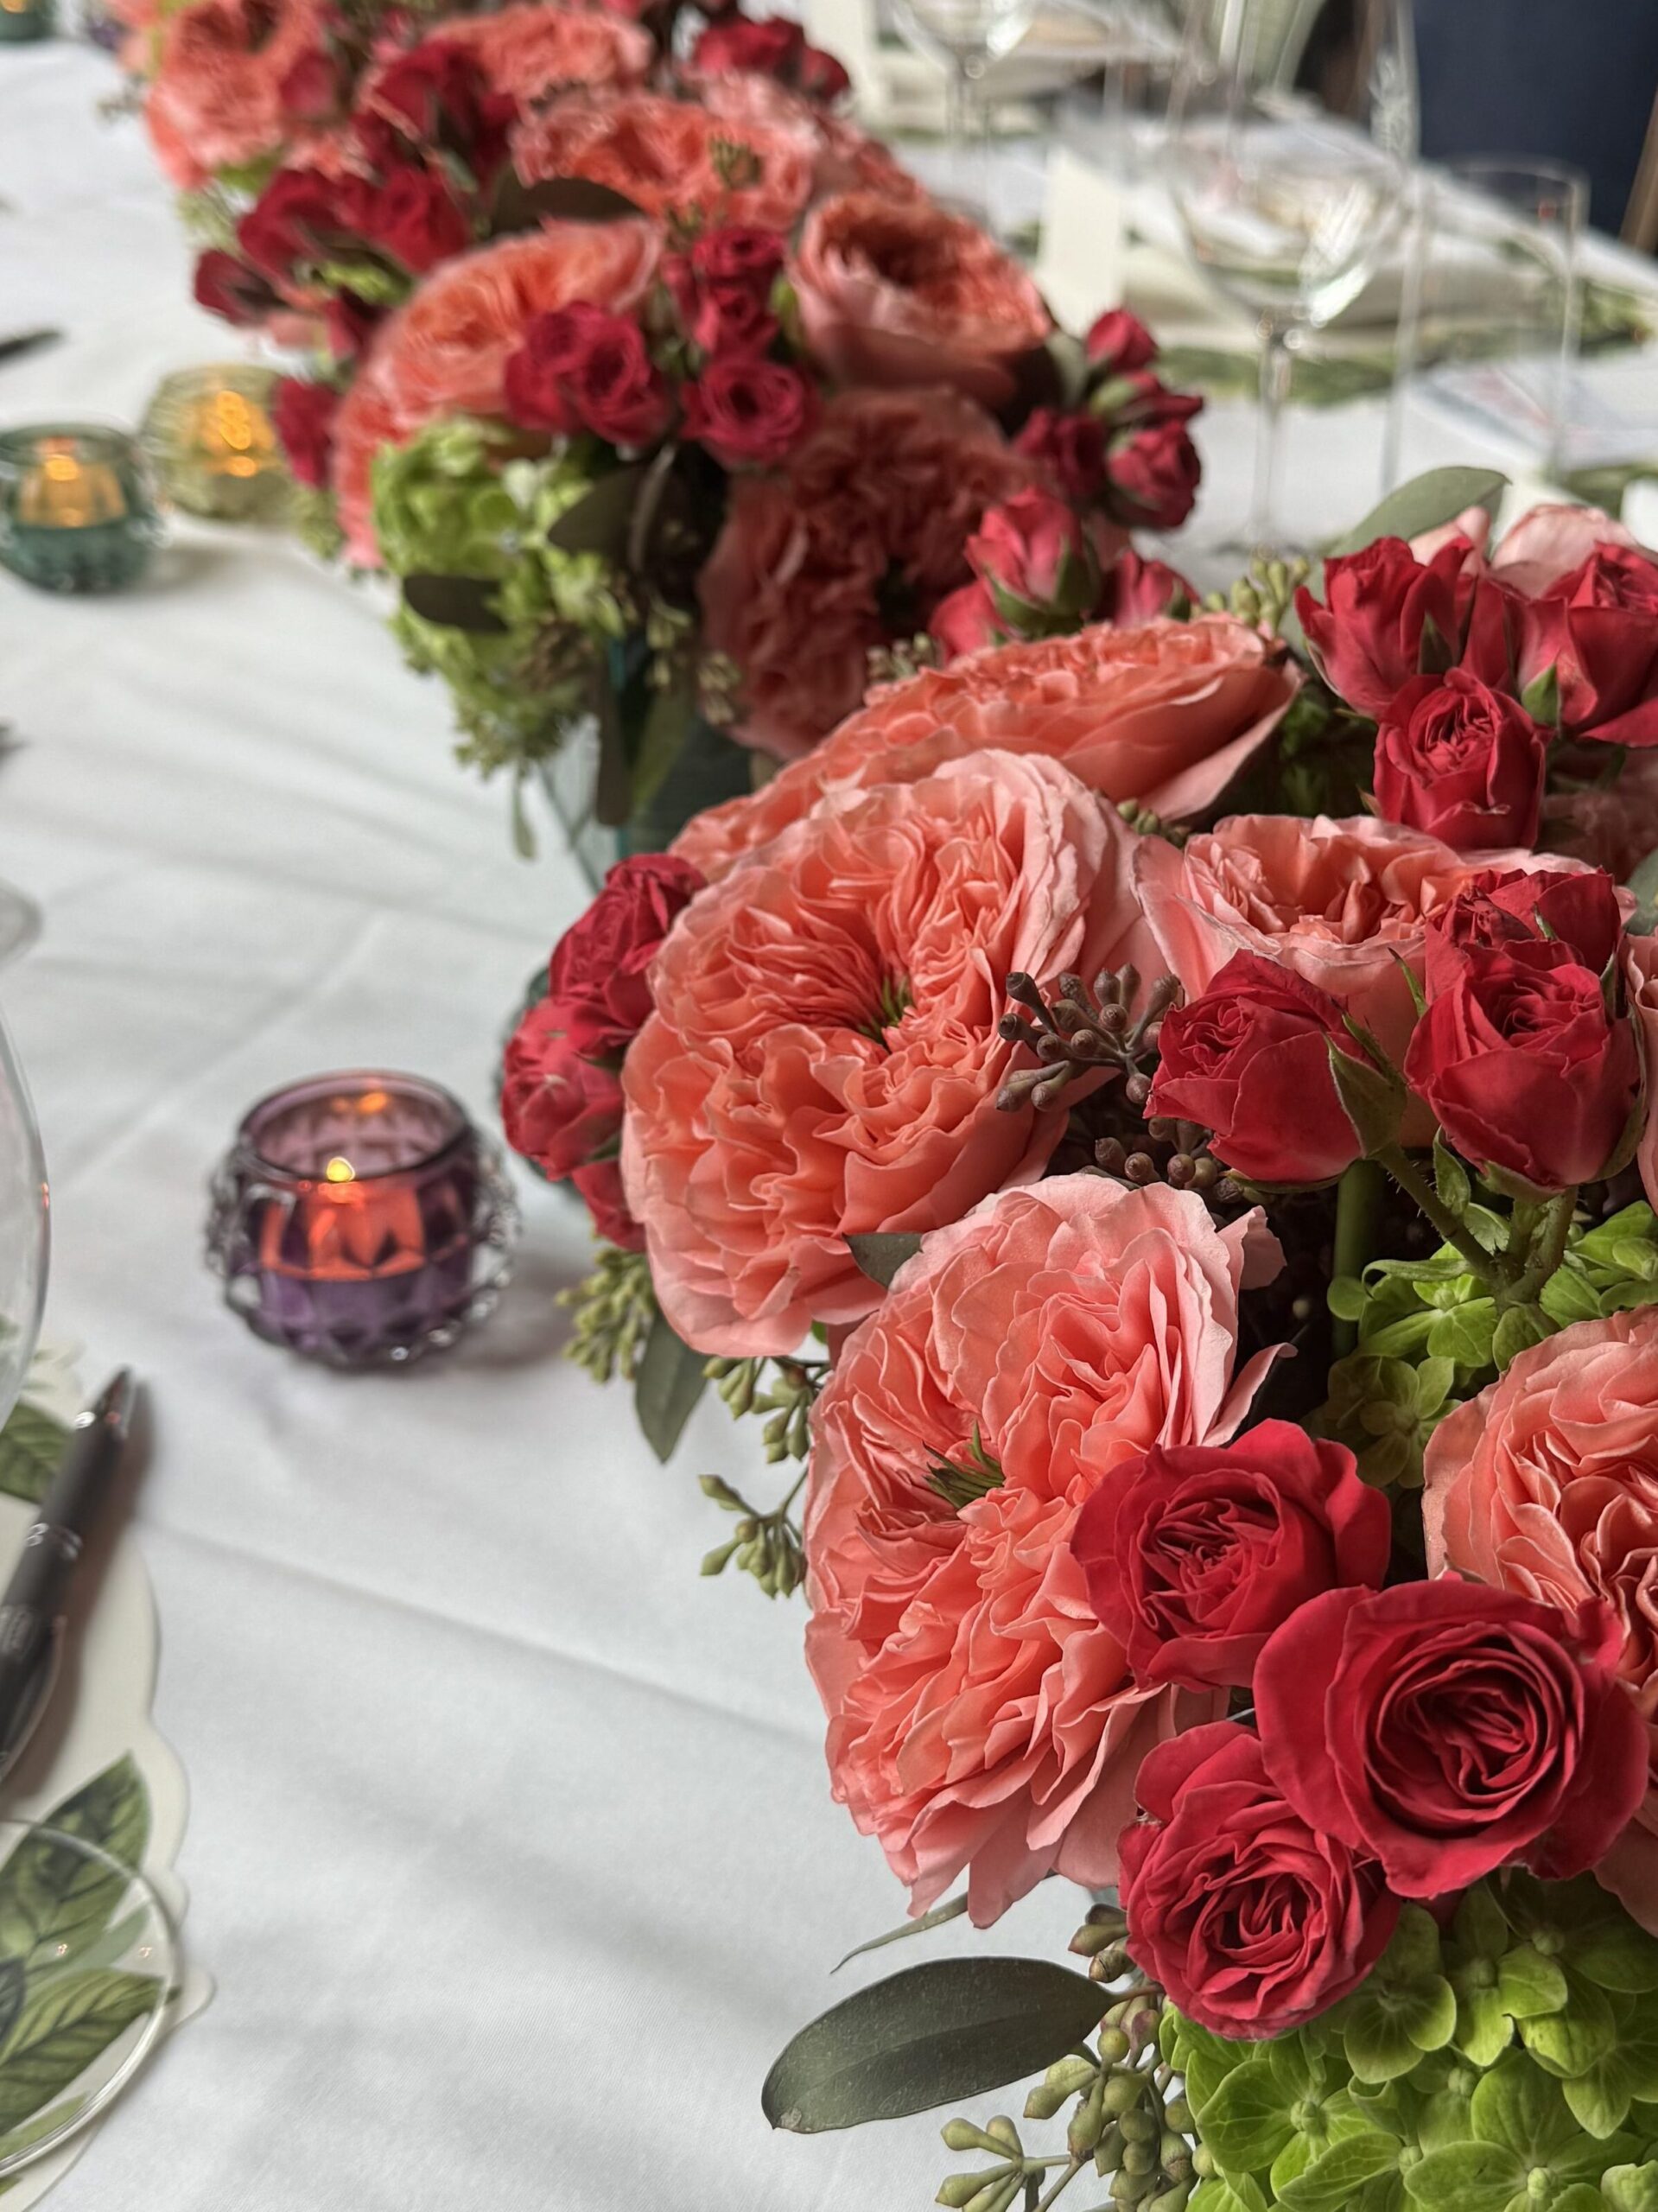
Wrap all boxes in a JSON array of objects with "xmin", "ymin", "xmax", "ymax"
[
  {"xmin": 699, "ymin": 73, "xmax": 926, "ymax": 204},
  {"xmin": 805, "ymin": 1174, "xmax": 1283, "ymax": 1923},
  {"xmin": 1624, "ymin": 935, "xmax": 1658, "ymax": 1220},
  {"xmin": 789, "ymin": 191, "xmax": 1052, "ymax": 408},
  {"xmin": 619, "ymin": 752, "xmax": 1155, "ymax": 1356},
  {"xmin": 1134, "ymin": 812, "xmax": 1583, "ymax": 1073},
  {"xmin": 1423, "ymin": 1307, "xmax": 1658, "ymax": 1931},
  {"xmin": 675, "ymin": 616, "xmax": 1299, "ymax": 878},
  {"xmin": 145, "ymin": 0, "xmax": 326, "ymax": 188},
  {"xmin": 511, "ymin": 90, "xmax": 814, "ymax": 232},
  {"xmin": 420, "ymin": 5, "xmax": 653, "ymax": 101},
  {"xmin": 697, "ymin": 386, "xmax": 1038, "ymax": 759},
  {"xmin": 329, "ymin": 219, "xmax": 660, "ymax": 561}
]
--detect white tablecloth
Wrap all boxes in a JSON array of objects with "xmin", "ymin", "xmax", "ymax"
[{"xmin": 0, "ymin": 42, "xmax": 1638, "ymax": 2211}]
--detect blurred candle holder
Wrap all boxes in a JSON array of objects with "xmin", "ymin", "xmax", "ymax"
[
  {"xmin": 140, "ymin": 364, "xmax": 290, "ymax": 524},
  {"xmin": 0, "ymin": 0, "xmax": 54, "ymax": 42},
  {"xmin": 0, "ymin": 424, "xmax": 158, "ymax": 593},
  {"xmin": 205, "ymin": 1072, "xmax": 520, "ymax": 1367}
]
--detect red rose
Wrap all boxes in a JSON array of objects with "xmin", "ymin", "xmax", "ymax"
[
  {"xmin": 278, "ymin": 41, "xmax": 346, "ymax": 127},
  {"xmin": 361, "ymin": 162, "xmax": 471, "ymax": 276},
  {"xmin": 691, "ymin": 13, "xmax": 804, "ymax": 78},
  {"xmin": 1119, "ymin": 1722, "xmax": 1400, "ymax": 2038},
  {"xmin": 1108, "ymin": 372, "xmax": 1204, "ymax": 433},
  {"xmin": 683, "ymin": 355, "xmax": 818, "ymax": 468},
  {"xmin": 1147, "ymin": 950, "xmax": 1364, "ymax": 1185},
  {"xmin": 1373, "ymin": 669, "xmax": 1547, "ymax": 850},
  {"xmin": 499, "ymin": 1000, "xmax": 626, "ymax": 1180},
  {"xmin": 238, "ymin": 167, "xmax": 366, "ymax": 281},
  {"xmin": 503, "ymin": 303, "xmax": 669, "ymax": 445},
  {"xmin": 1425, "ymin": 865, "xmax": 1623, "ymax": 994},
  {"xmin": 1404, "ymin": 937, "xmax": 1639, "ymax": 1192},
  {"xmin": 545, "ymin": 853, "xmax": 704, "ymax": 1058},
  {"xmin": 666, "ymin": 226, "xmax": 786, "ymax": 356},
  {"xmin": 270, "ymin": 377, "xmax": 340, "ymax": 489},
  {"xmin": 1100, "ymin": 546, "xmax": 1192, "ymax": 626},
  {"xmin": 928, "ymin": 580, "xmax": 1003, "ymax": 662},
  {"xmin": 1013, "ymin": 408, "xmax": 1108, "ymax": 505},
  {"xmin": 359, "ymin": 39, "xmax": 514, "ymax": 182},
  {"xmin": 324, "ymin": 290, "xmax": 381, "ymax": 363},
  {"xmin": 1105, "ymin": 417, "xmax": 1201, "ymax": 531},
  {"xmin": 1256, "ymin": 1580, "xmax": 1648, "ymax": 1897},
  {"xmin": 967, "ymin": 490, "xmax": 1098, "ymax": 621},
  {"xmin": 194, "ymin": 249, "xmax": 279, "ymax": 327},
  {"xmin": 1295, "ymin": 535, "xmax": 1477, "ymax": 719},
  {"xmin": 795, "ymin": 41, "xmax": 851, "ymax": 99},
  {"xmin": 689, "ymin": 226, "xmax": 788, "ymax": 291},
  {"xmin": 1072, "ymin": 1421, "xmax": 1390, "ymax": 1690},
  {"xmin": 570, "ymin": 1158, "xmax": 645, "ymax": 1250},
  {"xmin": 1524, "ymin": 544, "xmax": 1658, "ymax": 745},
  {"xmin": 1084, "ymin": 306, "xmax": 1157, "ymax": 375}
]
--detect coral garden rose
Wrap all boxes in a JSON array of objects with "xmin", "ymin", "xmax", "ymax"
[
  {"xmin": 1630, "ymin": 934, "xmax": 1658, "ymax": 1217},
  {"xmin": 675, "ymin": 616, "xmax": 1299, "ymax": 876},
  {"xmin": 1134, "ymin": 812, "xmax": 1582, "ymax": 1073},
  {"xmin": 329, "ymin": 219, "xmax": 660, "ymax": 560},
  {"xmin": 805, "ymin": 1174, "xmax": 1284, "ymax": 1920},
  {"xmin": 1119, "ymin": 1721, "xmax": 1399, "ymax": 2038},
  {"xmin": 697, "ymin": 386, "xmax": 1039, "ymax": 760},
  {"xmin": 545, "ymin": 852, "xmax": 703, "ymax": 1058},
  {"xmin": 1147, "ymin": 951, "xmax": 1364, "ymax": 1187},
  {"xmin": 789, "ymin": 192, "xmax": 1052, "ymax": 409},
  {"xmin": 1424, "ymin": 1307, "xmax": 1658, "ymax": 1929},
  {"xmin": 1074, "ymin": 1421, "xmax": 1389, "ymax": 1691},
  {"xmin": 620, "ymin": 753, "xmax": 1156, "ymax": 1357},
  {"xmin": 1373, "ymin": 670, "xmax": 1548, "ymax": 851},
  {"xmin": 145, "ymin": 0, "xmax": 326, "ymax": 189},
  {"xmin": 699, "ymin": 73, "xmax": 927, "ymax": 205},
  {"xmin": 1256, "ymin": 1578, "xmax": 1647, "ymax": 1898},
  {"xmin": 422, "ymin": 3, "xmax": 652, "ymax": 103},
  {"xmin": 511, "ymin": 91, "xmax": 814, "ymax": 232}
]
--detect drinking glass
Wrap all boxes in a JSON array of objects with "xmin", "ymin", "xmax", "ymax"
[
  {"xmin": 1098, "ymin": 0, "xmax": 1186, "ymax": 182},
  {"xmin": 1166, "ymin": 0, "xmax": 1419, "ymax": 552},
  {"xmin": 889, "ymin": 0, "xmax": 1039, "ymax": 221},
  {"xmin": 0, "ymin": 1011, "xmax": 48, "ymax": 1435}
]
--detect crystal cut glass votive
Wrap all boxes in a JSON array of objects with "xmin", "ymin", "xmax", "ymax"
[
  {"xmin": 0, "ymin": 424, "xmax": 159, "ymax": 593},
  {"xmin": 205, "ymin": 1072, "xmax": 519, "ymax": 1367}
]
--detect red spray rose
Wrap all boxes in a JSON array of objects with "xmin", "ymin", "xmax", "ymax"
[
  {"xmin": 691, "ymin": 13, "xmax": 803, "ymax": 76},
  {"xmin": 1100, "ymin": 546, "xmax": 1192, "ymax": 626},
  {"xmin": 683, "ymin": 356, "xmax": 819, "ymax": 468},
  {"xmin": 1523, "ymin": 543, "xmax": 1658, "ymax": 746},
  {"xmin": 363, "ymin": 162, "xmax": 472, "ymax": 275},
  {"xmin": 1119, "ymin": 1722, "xmax": 1400, "ymax": 2038},
  {"xmin": 1147, "ymin": 950, "xmax": 1365, "ymax": 1186},
  {"xmin": 194, "ymin": 247, "xmax": 280, "ymax": 326},
  {"xmin": 545, "ymin": 853, "xmax": 703, "ymax": 1058},
  {"xmin": 569, "ymin": 1158, "xmax": 644, "ymax": 1251},
  {"xmin": 270, "ymin": 377, "xmax": 340, "ymax": 489},
  {"xmin": 1084, "ymin": 306, "xmax": 1157, "ymax": 375},
  {"xmin": 238, "ymin": 166, "xmax": 367, "ymax": 280},
  {"xmin": 1106, "ymin": 417, "xmax": 1201, "ymax": 531},
  {"xmin": 1373, "ymin": 669, "xmax": 1548, "ymax": 850},
  {"xmin": 690, "ymin": 225, "xmax": 787, "ymax": 289},
  {"xmin": 795, "ymin": 41, "xmax": 850, "ymax": 99},
  {"xmin": 1423, "ymin": 864, "xmax": 1624, "ymax": 995},
  {"xmin": 500, "ymin": 1001, "xmax": 626, "ymax": 1180},
  {"xmin": 1405, "ymin": 937, "xmax": 1639, "ymax": 1192},
  {"xmin": 1014, "ymin": 408, "xmax": 1107, "ymax": 505},
  {"xmin": 1072, "ymin": 1421, "xmax": 1390, "ymax": 1690},
  {"xmin": 928, "ymin": 581, "xmax": 1002, "ymax": 661},
  {"xmin": 1256, "ymin": 1579, "xmax": 1648, "ymax": 1897},
  {"xmin": 503, "ymin": 302, "xmax": 668, "ymax": 445},
  {"xmin": 665, "ymin": 225, "xmax": 786, "ymax": 357},
  {"xmin": 1296, "ymin": 534, "xmax": 1479, "ymax": 719},
  {"xmin": 967, "ymin": 491, "xmax": 1098, "ymax": 620},
  {"xmin": 359, "ymin": 38, "xmax": 514, "ymax": 179}
]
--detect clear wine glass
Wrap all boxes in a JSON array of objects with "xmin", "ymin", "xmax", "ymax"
[
  {"xmin": 890, "ymin": 0, "xmax": 1039, "ymax": 225},
  {"xmin": 0, "ymin": 1011, "xmax": 48, "ymax": 1434},
  {"xmin": 1166, "ymin": 0, "xmax": 1419, "ymax": 553}
]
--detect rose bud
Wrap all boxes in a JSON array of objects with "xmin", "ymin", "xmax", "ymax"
[
  {"xmin": 795, "ymin": 41, "xmax": 851, "ymax": 99},
  {"xmin": 928, "ymin": 580, "xmax": 1004, "ymax": 663},
  {"xmin": 1423, "ymin": 864, "xmax": 1624, "ymax": 995},
  {"xmin": 1521, "ymin": 543, "xmax": 1658, "ymax": 746},
  {"xmin": 691, "ymin": 12, "xmax": 804, "ymax": 79},
  {"xmin": 1372, "ymin": 669, "xmax": 1548, "ymax": 850},
  {"xmin": 1295, "ymin": 534, "xmax": 1478, "ymax": 719},
  {"xmin": 1404, "ymin": 936, "xmax": 1640, "ymax": 1192},
  {"xmin": 270, "ymin": 378, "xmax": 341, "ymax": 490},
  {"xmin": 1103, "ymin": 418, "xmax": 1201, "ymax": 531},
  {"xmin": 546, "ymin": 853, "xmax": 704, "ymax": 1058},
  {"xmin": 1013, "ymin": 408, "xmax": 1109, "ymax": 505},
  {"xmin": 1084, "ymin": 306, "xmax": 1158, "ymax": 376},
  {"xmin": 193, "ymin": 249, "xmax": 281, "ymax": 327},
  {"xmin": 360, "ymin": 162, "xmax": 471, "ymax": 276},
  {"xmin": 1072, "ymin": 1421, "xmax": 1391, "ymax": 1690},
  {"xmin": 683, "ymin": 356, "xmax": 819, "ymax": 469},
  {"xmin": 1119, "ymin": 1721, "xmax": 1400, "ymax": 2038},
  {"xmin": 570, "ymin": 1158, "xmax": 644, "ymax": 1251},
  {"xmin": 966, "ymin": 490, "xmax": 1101, "ymax": 631},
  {"xmin": 1099, "ymin": 546, "xmax": 1192, "ymax": 626},
  {"xmin": 499, "ymin": 1000, "xmax": 626, "ymax": 1181},
  {"xmin": 237, "ymin": 167, "xmax": 365, "ymax": 281},
  {"xmin": 1256, "ymin": 1579, "xmax": 1648, "ymax": 1897},
  {"xmin": 1148, "ymin": 950, "xmax": 1366, "ymax": 1185}
]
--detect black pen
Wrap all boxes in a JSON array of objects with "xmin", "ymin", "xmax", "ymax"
[{"xmin": 0, "ymin": 1370, "xmax": 136, "ymax": 1785}]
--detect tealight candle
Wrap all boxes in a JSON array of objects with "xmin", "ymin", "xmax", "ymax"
[
  {"xmin": 206, "ymin": 1072, "xmax": 520, "ymax": 1366},
  {"xmin": 0, "ymin": 425, "xmax": 157, "ymax": 593},
  {"xmin": 139, "ymin": 364, "xmax": 290, "ymax": 524},
  {"xmin": 0, "ymin": 0, "xmax": 54, "ymax": 44}
]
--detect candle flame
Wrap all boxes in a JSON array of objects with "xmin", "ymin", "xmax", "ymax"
[{"xmin": 324, "ymin": 1156, "xmax": 356, "ymax": 1183}]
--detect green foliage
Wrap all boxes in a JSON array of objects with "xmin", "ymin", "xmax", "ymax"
[{"xmin": 1164, "ymin": 1877, "xmax": 1658, "ymax": 2212}]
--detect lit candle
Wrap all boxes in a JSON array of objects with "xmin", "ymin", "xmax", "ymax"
[
  {"xmin": 139, "ymin": 365, "xmax": 289, "ymax": 523},
  {"xmin": 0, "ymin": 424, "xmax": 156, "ymax": 593},
  {"xmin": 17, "ymin": 441, "xmax": 128, "ymax": 530},
  {"xmin": 0, "ymin": 0, "xmax": 54, "ymax": 44},
  {"xmin": 194, "ymin": 385, "xmax": 278, "ymax": 481}
]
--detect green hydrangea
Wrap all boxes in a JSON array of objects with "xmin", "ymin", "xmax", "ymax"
[{"xmin": 1167, "ymin": 1878, "xmax": 1658, "ymax": 2212}]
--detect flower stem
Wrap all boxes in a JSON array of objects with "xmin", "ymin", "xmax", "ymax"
[
  {"xmin": 1505, "ymin": 1188, "xmax": 1577, "ymax": 1307},
  {"xmin": 1376, "ymin": 1144, "xmax": 1505, "ymax": 1281},
  {"xmin": 1032, "ymin": 2159, "xmax": 1085, "ymax": 2211},
  {"xmin": 1331, "ymin": 1159, "xmax": 1386, "ymax": 1356}
]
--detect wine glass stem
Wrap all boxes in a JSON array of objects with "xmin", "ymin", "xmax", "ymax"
[{"xmin": 1248, "ymin": 318, "xmax": 1294, "ymax": 552}]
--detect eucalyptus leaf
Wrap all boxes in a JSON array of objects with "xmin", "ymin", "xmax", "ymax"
[
  {"xmin": 630, "ymin": 680, "xmax": 693, "ymax": 818},
  {"xmin": 492, "ymin": 174, "xmax": 647, "ymax": 231},
  {"xmin": 632, "ymin": 1309, "xmax": 707, "ymax": 1464},
  {"xmin": 543, "ymin": 464, "xmax": 647, "ymax": 560},
  {"xmin": 591, "ymin": 664, "xmax": 632, "ymax": 830},
  {"xmin": 0, "ymin": 1971, "xmax": 160, "ymax": 2133},
  {"xmin": 1322, "ymin": 467, "xmax": 1511, "ymax": 567},
  {"xmin": 400, "ymin": 573, "xmax": 508, "ymax": 634},
  {"xmin": 0, "ymin": 1404, "xmax": 65, "ymax": 1507},
  {"xmin": 832, "ymin": 1892, "xmax": 969, "ymax": 1973},
  {"xmin": 847, "ymin": 1233, "xmax": 922, "ymax": 1290},
  {"xmin": 761, "ymin": 1957, "xmax": 1104, "ymax": 2133}
]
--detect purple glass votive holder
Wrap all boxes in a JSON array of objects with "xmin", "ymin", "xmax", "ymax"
[{"xmin": 205, "ymin": 1071, "xmax": 519, "ymax": 1366}]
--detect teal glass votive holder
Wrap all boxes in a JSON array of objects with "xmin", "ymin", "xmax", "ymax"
[
  {"xmin": 0, "ymin": 0, "xmax": 54, "ymax": 41},
  {"xmin": 0, "ymin": 425, "xmax": 159, "ymax": 593}
]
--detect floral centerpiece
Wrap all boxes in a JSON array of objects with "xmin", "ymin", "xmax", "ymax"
[
  {"xmin": 505, "ymin": 464, "xmax": 1658, "ymax": 2209},
  {"xmin": 165, "ymin": 0, "xmax": 1203, "ymax": 851}
]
